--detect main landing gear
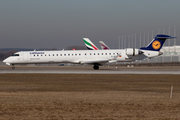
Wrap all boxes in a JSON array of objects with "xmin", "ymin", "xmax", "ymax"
[{"xmin": 93, "ymin": 64, "xmax": 99, "ymax": 70}]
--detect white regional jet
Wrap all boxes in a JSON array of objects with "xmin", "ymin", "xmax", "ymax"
[{"xmin": 3, "ymin": 34, "xmax": 175, "ymax": 70}]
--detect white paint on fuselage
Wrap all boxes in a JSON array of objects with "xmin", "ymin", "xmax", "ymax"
[{"xmin": 3, "ymin": 49, "xmax": 160, "ymax": 65}]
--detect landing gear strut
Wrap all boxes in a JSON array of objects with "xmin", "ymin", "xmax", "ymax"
[
  {"xmin": 12, "ymin": 64, "xmax": 15, "ymax": 70},
  {"xmin": 93, "ymin": 64, "xmax": 99, "ymax": 70}
]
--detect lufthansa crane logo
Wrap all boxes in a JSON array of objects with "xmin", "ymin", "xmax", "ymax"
[{"xmin": 152, "ymin": 40, "xmax": 161, "ymax": 50}]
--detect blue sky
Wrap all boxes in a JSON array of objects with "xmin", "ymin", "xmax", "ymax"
[{"xmin": 0, "ymin": 0, "xmax": 179, "ymax": 49}]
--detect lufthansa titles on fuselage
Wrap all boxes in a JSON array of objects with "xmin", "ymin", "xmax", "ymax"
[{"xmin": 30, "ymin": 52, "xmax": 45, "ymax": 54}]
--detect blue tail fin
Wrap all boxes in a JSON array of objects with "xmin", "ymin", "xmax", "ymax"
[{"xmin": 140, "ymin": 34, "xmax": 176, "ymax": 51}]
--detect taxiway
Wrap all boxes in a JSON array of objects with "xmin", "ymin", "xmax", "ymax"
[{"xmin": 0, "ymin": 66, "xmax": 180, "ymax": 74}]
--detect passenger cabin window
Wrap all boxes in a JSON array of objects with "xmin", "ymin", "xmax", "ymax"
[
  {"xmin": 105, "ymin": 53, "xmax": 107, "ymax": 55},
  {"xmin": 109, "ymin": 53, "xmax": 111, "ymax": 55}
]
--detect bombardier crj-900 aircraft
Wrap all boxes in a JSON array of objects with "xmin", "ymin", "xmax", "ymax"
[{"xmin": 3, "ymin": 35, "xmax": 176, "ymax": 70}]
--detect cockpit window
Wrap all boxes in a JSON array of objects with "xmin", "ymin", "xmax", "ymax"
[{"xmin": 11, "ymin": 54, "xmax": 19, "ymax": 56}]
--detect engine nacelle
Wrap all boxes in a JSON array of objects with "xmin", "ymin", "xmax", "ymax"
[{"xmin": 126, "ymin": 48, "xmax": 142, "ymax": 56}]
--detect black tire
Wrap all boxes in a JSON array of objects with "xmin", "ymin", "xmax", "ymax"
[
  {"xmin": 12, "ymin": 65, "xmax": 15, "ymax": 70},
  {"xmin": 93, "ymin": 65, "xmax": 99, "ymax": 70}
]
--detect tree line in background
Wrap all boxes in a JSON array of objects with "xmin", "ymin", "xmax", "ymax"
[
  {"xmin": 0, "ymin": 46, "xmax": 87, "ymax": 61},
  {"xmin": 0, "ymin": 50, "xmax": 17, "ymax": 61}
]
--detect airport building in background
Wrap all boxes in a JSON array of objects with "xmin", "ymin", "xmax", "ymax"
[{"xmin": 117, "ymin": 27, "xmax": 180, "ymax": 66}]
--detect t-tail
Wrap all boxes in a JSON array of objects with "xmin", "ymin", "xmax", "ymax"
[
  {"xmin": 140, "ymin": 34, "xmax": 176, "ymax": 51},
  {"xmin": 83, "ymin": 38, "xmax": 99, "ymax": 50}
]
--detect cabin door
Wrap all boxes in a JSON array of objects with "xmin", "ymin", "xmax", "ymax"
[{"xmin": 23, "ymin": 52, "xmax": 29, "ymax": 62}]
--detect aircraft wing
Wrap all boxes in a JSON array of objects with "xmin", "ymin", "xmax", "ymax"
[
  {"xmin": 80, "ymin": 59, "xmax": 109, "ymax": 64},
  {"xmin": 80, "ymin": 53, "xmax": 121, "ymax": 64}
]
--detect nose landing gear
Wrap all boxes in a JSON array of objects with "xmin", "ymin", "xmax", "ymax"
[{"xmin": 12, "ymin": 64, "xmax": 15, "ymax": 70}]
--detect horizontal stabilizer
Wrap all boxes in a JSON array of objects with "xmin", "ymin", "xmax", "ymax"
[{"xmin": 156, "ymin": 35, "xmax": 176, "ymax": 39}]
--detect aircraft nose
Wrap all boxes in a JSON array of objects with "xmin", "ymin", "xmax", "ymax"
[
  {"xmin": 3, "ymin": 59, "xmax": 7, "ymax": 63},
  {"xmin": 3, "ymin": 58, "xmax": 11, "ymax": 65}
]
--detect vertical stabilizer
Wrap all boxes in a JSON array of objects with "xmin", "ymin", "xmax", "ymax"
[
  {"xmin": 99, "ymin": 41, "xmax": 110, "ymax": 50},
  {"xmin": 83, "ymin": 38, "xmax": 99, "ymax": 50}
]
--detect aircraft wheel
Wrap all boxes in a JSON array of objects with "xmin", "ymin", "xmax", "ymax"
[
  {"xmin": 93, "ymin": 65, "xmax": 99, "ymax": 70},
  {"xmin": 12, "ymin": 65, "xmax": 15, "ymax": 70}
]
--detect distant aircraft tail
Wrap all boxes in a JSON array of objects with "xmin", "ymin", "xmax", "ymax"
[
  {"xmin": 83, "ymin": 38, "xmax": 99, "ymax": 50},
  {"xmin": 140, "ymin": 34, "xmax": 176, "ymax": 51},
  {"xmin": 99, "ymin": 41, "xmax": 110, "ymax": 50}
]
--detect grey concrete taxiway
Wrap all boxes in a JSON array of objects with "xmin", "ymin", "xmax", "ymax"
[{"xmin": 0, "ymin": 66, "xmax": 180, "ymax": 74}]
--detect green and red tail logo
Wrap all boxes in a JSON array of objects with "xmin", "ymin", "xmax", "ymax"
[{"xmin": 83, "ymin": 38, "xmax": 98, "ymax": 50}]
